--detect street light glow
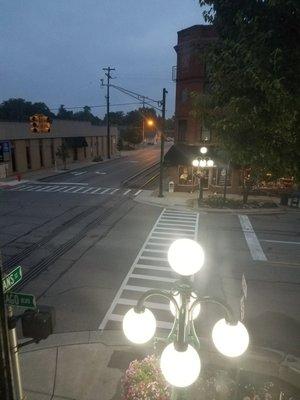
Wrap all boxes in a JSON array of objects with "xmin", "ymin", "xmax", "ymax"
[
  {"xmin": 192, "ymin": 159, "xmax": 199, "ymax": 167},
  {"xmin": 212, "ymin": 318, "xmax": 249, "ymax": 357},
  {"xmin": 207, "ymin": 159, "xmax": 214, "ymax": 167},
  {"xmin": 147, "ymin": 119, "xmax": 154, "ymax": 126},
  {"xmin": 160, "ymin": 343, "xmax": 201, "ymax": 387},
  {"xmin": 168, "ymin": 239, "xmax": 205, "ymax": 276},
  {"xmin": 123, "ymin": 308, "xmax": 156, "ymax": 344},
  {"xmin": 200, "ymin": 146, "xmax": 208, "ymax": 154},
  {"xmin": 199, "ymin": 159, "xmax": 207, "ymax": 167}
]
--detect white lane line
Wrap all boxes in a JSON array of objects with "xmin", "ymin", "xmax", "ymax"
[
  {"xmin": 238, "ymin": 215, "xmax": 267, "ymax": 261},
  {"xmin": 135, "ymin": 264, "xmax": 171, "ymax": 272},
  {"xmin": 261, "ymin": 239, "xmax": 300, "ymax": 245},
  {"xmin": 81, "ymin": 187, "xmax": 95, "ymax": 194},
  {"xmin": 124, "ymin": 285, "xmax": 152, "ymax": 292},
  {"xmin": 110, "ymin": 189, "xmax": 119, "ymax": 194},
  {"xmin": 118, "ymin": 298, "xmax": 170, "ymax": 311},
  {"xmin": 34, "ymin": 186, "xmax": 50, "ymax": 191},
  {"xmin": 158, "ymin": 222, "xmax": 195, "ymax": 227},
  {"xmin": 45, "ymin": 186, "xmax": 61, "ymax": 192},
  {"xmin": 17, "ymin": 185, "xmax": 35, "ymax": 191},
  {"xmin": 123, "ymin": 189, "xmax": 131, "ymax": 195},
  {"xmin": 152, "ymin": 232, "xmax": 194, "ymax": 238},
  {"xmin": 147, "ymin": 242, "xmax": 170, "ymax": 246},
  {"xmin": 98, "ymin": 208, "xmax": 166, "ymax": 330},
  {"xmin": 130, "ymin": 274, "xmax": 175, "ymax": 283},
  {"xmin": 134, "ymin": 190, "xmax": 142, "ymax": 196},
  {"xmin": 26, "ymin": 186, "xmax": 40, "ymax": 191},
  {"xmin": 163, "ymin": 212, "xmax": 197, "ymax": 217},
  {"xmin": 109, "ymin": 314, "xmax": 173, "ymax": 330},
  {"xmin": 41, "ymin": 186, "xmax": 57, "ymax": 192},
  {"xmin": 91, "ymin": 188, "xmax": 102, "ymax": 194},
  {"xmin": 11, "ymin": 185, "xmax": 28, "ymax": 191},
  {"xmin": 100, "ymin": 188, "xmax": 110, "ymax": 194}
]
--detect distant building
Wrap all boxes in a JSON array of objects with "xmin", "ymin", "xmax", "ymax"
[
  {"xmin": 165, "ymin": 25, "xmax": 241, "ymax": 193},
  {"xmin": 145, "ymin": 131, "xmax": 158, "ymax": 145},
  {"xmin": 0, "ymin": 120, "xmax": 118, "ymax": 177}
]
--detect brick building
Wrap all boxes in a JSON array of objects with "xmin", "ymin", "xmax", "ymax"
[
  {"xmin": 0, "ymin": 120, "xmax": 118, "ymax": 177},
  {"xmin": 165, "ymin": 25, "xmax": 241, "ymax": 193}
]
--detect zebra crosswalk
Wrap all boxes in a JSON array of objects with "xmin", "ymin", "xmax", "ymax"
[
  {"xmin": 99, "ymin": 208, "xmax": 199, "ymax": 332},
  {"xmin": 7, "ymin": 183, "xmax": 142, "ymax": 197}
]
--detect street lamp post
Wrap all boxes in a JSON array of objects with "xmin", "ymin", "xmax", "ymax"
[
  {"xmin": 192, "ymin": 147, "xmax": 214, "ymax": 206},
  {"xmin": 122, "ymin": 238, "xmax": 250, "ymax": 390}
]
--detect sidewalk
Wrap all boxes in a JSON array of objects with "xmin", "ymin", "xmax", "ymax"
[
  {"xmin": 19, "ymin": 330, "xmax": 300, "ymax": 400},
  {"xmin": 134, "ymin": 189, "xmax": 286, "ymax": 214}
]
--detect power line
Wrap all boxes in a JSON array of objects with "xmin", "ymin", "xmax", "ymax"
[{"xmin": 49, "ymin": 102, "xmax": 142, "ymax": 111}]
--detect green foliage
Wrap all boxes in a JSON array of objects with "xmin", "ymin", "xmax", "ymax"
[
  {"xmin": 0, "ymin": 98, "xmax": 55, "ymax": 122},
  {"xmin": 122, "ymin": 126, "xmax": 143, "ymax": 145},
  {"xmin": 195, "ymin": 0, "xmax": 300, "ymax": 182}
]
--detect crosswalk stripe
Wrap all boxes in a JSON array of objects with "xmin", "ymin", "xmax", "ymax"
[
  {"xmin": 118, "ymin": 298, "xmax": 170, "ymax": 311},
  {"xmin": 130, "ymin": 274, "xmax": 175, "ymax": 283},
  {"xmin": 110, "ymin": 189, "xmax": 119, "ymax": 194},
  {"xmin": 134, "ymin": 190, "xmax": 142, "ymax": 196},
  {"xmin": 51, "ymin": 186, "xmax": 69, "ymax": 192},
  {"xmin": 81, "ymin": 187, "xmax": 95, "ymax": 193},
  {"xmin": 123, "ymin": 189, "xmax": 131, "ymax": 195},
  {"xmin": 91, "ymin": 188, "xmax": 102, "ymax": 194},
  {"xmin": 97, "ymin": 207, "xmax": 199, "ymax": 331},
  {"xmin": 135, "ymin": 264, "xmax": 171, "ymax": 272},
  {"xmin": 62, "ymin": 186, "xmax": 78, "ymax": 192},
  {"xmin": 100, "ymin": 188, "xmax": 110, "ymax": 194}
]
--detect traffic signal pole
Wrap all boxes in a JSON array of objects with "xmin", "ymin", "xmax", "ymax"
[
  {"xmin": 0, "ymin": 254, "xmax": 14, "ymax": 400},
  {"xmin": 158, "ymin": 88, "xmax": 167, "ymax": 198}
]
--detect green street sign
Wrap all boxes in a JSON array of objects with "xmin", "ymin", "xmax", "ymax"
[
  {"xmin": 2, "ymin": 266, "xmax": 22, "ymax": 293},
  {"xmin": 5, "ymin": 292, "xmax": 36, "ymax": 309}
]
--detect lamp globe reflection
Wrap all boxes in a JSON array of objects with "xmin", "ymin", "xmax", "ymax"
[
  {"xmin": 212, "ymin": 318, "xmax": 249, "ymax": 357},
  {"xmin": 123, "ymin": 308, "xmax": 156, "ymax": 344},
  {"xmin": 160, "ymin": 343, "xmax": 201, "ymax": 387},
  {"xmin": 168, "ymin": 238, "xmax": 205, "ymax": 276}
]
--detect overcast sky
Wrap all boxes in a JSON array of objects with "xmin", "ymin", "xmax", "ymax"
[{"xmin": 1, "ymin": 0, "xmax": 206, "ymax": 118}]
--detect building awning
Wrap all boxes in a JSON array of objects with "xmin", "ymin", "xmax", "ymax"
[{"xmin": 65, "ymin": 137, "xmax": 88, "ymax": 148}]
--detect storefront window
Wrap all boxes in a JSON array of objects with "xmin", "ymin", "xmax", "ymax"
[{"xmin": 178, "ymin": 165, "xmax": 193, "ymax": 186}]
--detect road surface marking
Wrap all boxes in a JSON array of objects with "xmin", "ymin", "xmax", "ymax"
[
  {"xmin": 71, "ymin": 171, "xmax": 87, "ymax": 176},
  {"xmin": 134, "ymin": 190, "xmax": 142, "ymax": 196},
  {"xmin": 158, "ymin": 221, "xmax": 195, "ymax": 227},
  {"xmin": 81, "ymin": 187, "xmax": 95, "ymax": 193},
  {"xmin": 155, "ymin": 226, "xmax": 195, "ymax": 232},
  {"xmin": 130, "ymin": 274, "xmax": 175, "ymax": 283},
  {"xmin": 100, "ymin": 188, "xmax": 110, "ymax": 194},
  {"xmin": 91, "ymin": 188, "xmax": 102, "ymax": 194},
  {"xmin": 95, "ymin": 171, "xmax": 107, "ymax": 174},
  {"xmin": 38, "ymin": 182, "xmax": 89, "ymax": 185},
  {"xmin": 118, "ymin": 298, "xmax": 170, "ymax": 311},
  {"xmin": 238, "ymin": 215, "xmax": 267, "ymax": 261},
  {"xmin": 110, "ymin": 188, "xmax": 119, "ymax": 194},
  {"xmin": 51, "ymin": 186, "xmax": 69, "ymax": 192},
  {"xmin": 123, "ymin": 189, "xmax": 131, "ymax": 195},
  {"xmin": 72, "ymin": 187, "xmax": 85, "ymax": 193},
  {"xmin": 260, "ymin": 239, "xmax": 300, "ymax": 245},
  {"xmin": 98, "ymin": 208, "xmax": 199, "ymax": 331},
  {"xmin": 62, "ymin": 186, "xmax": 78, "ymax": 192}
]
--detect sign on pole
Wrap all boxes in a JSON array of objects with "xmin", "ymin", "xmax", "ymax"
[
  {"xmin": 2, "ymin": 267, "xmax": 22, "ymax": 293},
  {"xmin": 5, "ymin": 292, "xmax": 36, "ymax": 309}
]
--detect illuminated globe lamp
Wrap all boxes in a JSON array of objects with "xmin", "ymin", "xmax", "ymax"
[
  {"xmin": 122, "ymin": 238, "xmax": 250, "ymax": 389},
  {"xmin": 207, "ymin": 159, "xmax": 214, "ymax": 167},
  {"xmin": 200, "ymin": 146, "xmax": 208, "ymax": 154},
  {"xmin": 192, "ymin": 159, "xmax": 200, "ymax": 168}
]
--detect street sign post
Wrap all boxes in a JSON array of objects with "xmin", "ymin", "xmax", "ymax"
[
  {"xmin": 5, "ymin": 292, "xmax": 36, "ymax": 309},
  {"xmin": 2, "ymin": 266, "xmax": 22, "ymax": 293}
]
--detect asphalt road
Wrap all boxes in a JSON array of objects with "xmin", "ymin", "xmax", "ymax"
[{"xmin": 0, "ymin": 145, "xmax": 299, "ymax": 357}]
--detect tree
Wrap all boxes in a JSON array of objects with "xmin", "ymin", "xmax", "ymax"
[
  {"xmin": 55, "ymin": 142, "xmax": 69, "ymax": 170},
  {"xmin": 57, "ymin": 105, "xmax": 74, "ymax": 120},
  {"xmin": 122, "ymin": 127, "xmax": 142, "ymax": 146},
  {"xmin": 102, "ymin": 111, "xmax": 125, "ymax": 126},
  {"xmin": 195, "ymin": 0, "xmax": 300, "ymax": 193},
  {"xmin": 0, "ymin": 98, "xmax": 54, "ymax": 121}
]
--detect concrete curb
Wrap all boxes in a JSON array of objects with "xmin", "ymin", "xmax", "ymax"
[
  {"xmin": 134, "ymin": 191, "xmax": 286, "ymax": 215},
  {"xmin": 20, "ymin": 330, "xmax": 300, "ymax": 393}
]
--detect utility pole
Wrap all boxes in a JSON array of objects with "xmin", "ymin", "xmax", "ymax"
[
  {"xmin": 142, "ymin": 98, "xmax": 145, "ymax": 143},
  {"xmin": 158, "ymin": 88, "xmax": 167, "ymax": 198},
  {"xmin": 102, "ymin": 67, "xmax": 115, "ymax": 159},
  {"xmin": 0, "ymin": 254, "xmax": 14, "ymax": 400}
]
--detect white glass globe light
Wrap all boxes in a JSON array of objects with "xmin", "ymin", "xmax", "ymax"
[
  {"xmin": 212, "ymin": 318, "xmax": 249, "ymax": 357},
  {"xmin": 199, "ymin": 159, "xmax": 207, "ymax": 167},
  {"xmin": 169, "ymin": 292, "xmax": 201, "ymax": 320},
  {"xmin": 123, "ymin": 308, "xmax": 156, "ymax": 344},
  {"xmin": 200, "ymin": 146, "xmax": 208, "ymax": 154},
  {"xmin": 160, "ymin": 343, "xmax": 201, "ymax": 387},
  {"xmin": 192, "ymin": 159, "xmax": 199, "ymax": 167},
  {"xmin": 168, "ymin": 239, "xmax": 205, "ymax": 276},
  {"xmin": 207, "ymin": 159, "xmax": 214, "ymax": 167}
]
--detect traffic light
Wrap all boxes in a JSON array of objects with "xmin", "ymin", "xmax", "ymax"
[
  {"xmin": 29, "ymin": 114, "xmax": 51, "ymax": 133},
  {"xmin": 29, "ymin": 115, "xmax": 40, "ymax": 133}
]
